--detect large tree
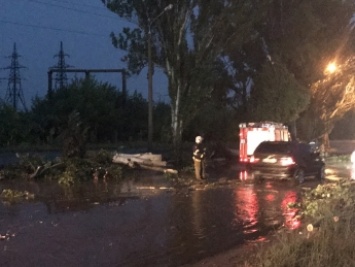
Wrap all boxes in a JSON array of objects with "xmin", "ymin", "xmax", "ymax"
[
  {"xmin": 102, "ymin": 0, "xmax": 257, "ymax": 165},
  {"xmin": 289, "ymin": 0, "xmax": 355, "ymax": 145},
  {"xmin": 233, "ymin": 0, "xmax": 355, "ymax": 137},
  {"xmin": 102, "ymin": 0, "xmax": 355, "ymax": 160},
  {"xmin": 260, "ymin": 0, "xmax": 355, "ymax": 85},
  {"xmin": 298, "ymin": 57, "xmax": 355, "ymax": 150},
  {"xmin": 249, "ymin": 61, "xmax": 309, "ymax": 123}
]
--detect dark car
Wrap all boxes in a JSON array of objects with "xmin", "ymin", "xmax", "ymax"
[{"xmin": 249, "ymin": 141, "xmax": 325, "ymax": 183}]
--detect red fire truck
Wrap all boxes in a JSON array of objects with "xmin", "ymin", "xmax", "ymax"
[{"xmin": 239, "ymin": 122, "xmax": 291, "ymax": 162}]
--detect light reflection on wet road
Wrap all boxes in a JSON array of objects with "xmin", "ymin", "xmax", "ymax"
[{"xmin": 0, "ymin": 168, "xmax": 327, "ymax": 267}]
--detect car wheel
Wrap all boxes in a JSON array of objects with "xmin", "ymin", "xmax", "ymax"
[
  {"xmin": 316, "ymin": 165, "xmax": 325, "ymax": 181},
  {"xmin": 293, "ymin": 168, "xmax": 305, "ymax": 184}
]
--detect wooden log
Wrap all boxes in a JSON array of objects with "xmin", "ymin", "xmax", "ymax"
[
  {"xmin": 112, "ymin": 153, "xmax": 167, "ymax": 167},
  {"xmin": 138, "ymin": 164, "xmax": 178, "ymax": 174},
  {"xmin": 114, "ymin": 152, "xmax": 162, "ymax": 161},
  {"xmin": 112, "ymin": 152, "xmax": 177, "ymax": 174}
]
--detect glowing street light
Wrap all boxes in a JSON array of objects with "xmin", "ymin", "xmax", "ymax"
[
  {"xmin": 147, "ymin": 4, "xmax": 173, "ymax": 151},
  {"xmin": 325, "ymin": 62, "xmax": 337, "ymax": 74}
]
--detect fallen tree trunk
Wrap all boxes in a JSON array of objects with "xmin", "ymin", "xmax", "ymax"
[
  {"xmin": 112, "ymin": 152, "xmax": 177, "ymax": 174},
  {"xmin": 137, "ymin": 164, "xmax": 178, "ymax": 174},
  {"xmin": 112, "ymin": 153, "xmax": 167, "ymax": 167}
]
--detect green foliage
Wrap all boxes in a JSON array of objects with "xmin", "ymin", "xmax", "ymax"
[
  {"xmin": 184, "ymin": 102, "xmax": 237, "ymax": 143},
  {"xmin": 59, "ymin": 111, "xmax": 88, "ymax": 159},
  {"xmin": 301, "ymin": 182, "xmax": 355, "ymax": 220},
  {"xmin": 154, "ymin": 102, "xmax": 171, "ymax": 142},
  {"xmin": 111, "ymin": 28, "xmax": 146, "ymax": 74},
  {"xmin": 0, "ymin": 153, "xmax": 48, "ymax": 180},
  {"xmin": 0, "ymin": 189, "xmax": 34, "ymax": 201},
  {"xmin": 68, "ymin": 151, "xmax": 123, "ymax": 182},
  {"xmin": 122, "ymin": 92, "xmax": 148, "ymax": 141},
  {"xmin": 0, "ymin": 149, "xmax": 124, "ymax": 186},
  {"xmin": 261, "ymin": 0, "xmax": 355, "ymax": 85},
  {"xmin": 0, "ymin": 104, "xmax": 31, "ymax": 146},
  {"xmin": 57, "ymin": 158, "xmax": 102, "ymax": 186},
  {"xmin": 93, "ymin": 149, "xmax": 114, "ymax": 164},
  {"xmin": 30, "ymin": 78, "xmax": 152, "ymax": 144},
  {"xmin": 246, "ymin": 181, "xmax": 355, "ymax": 267},
  {"xmin": 249, "ymin": 62, "xmax": 310, "ymax": 123},
  {"xmin": 58, "ymin": 161, "xmax": 77, "ymax": 187},
  {"xmin": 104, "ymin": 165, "xmax": 123, "ymax": 181}
]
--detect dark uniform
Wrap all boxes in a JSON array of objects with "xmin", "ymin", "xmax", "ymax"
[{"xmin": 192, "ymin": 136, "xmax": 206, "ymax": 180}]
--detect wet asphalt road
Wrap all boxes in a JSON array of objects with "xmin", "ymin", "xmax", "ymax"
[{"xmin": 0, "ymin": 162, "xmax": 347, "ymax": 267}]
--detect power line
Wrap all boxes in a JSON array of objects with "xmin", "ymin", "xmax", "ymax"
[
  {"xmin": 0, "ymin": 19, "xmax": 111, "ymax": 38},
  {"xmin": 25, "ymin": 0, "xmax": 121, "ymax": 21},
  {"xmin": 2, "ymin": 0, "xmax": 135, "ymax": 36},
  {"xmin": 43, "ymin": 0, "xmax": 108, "ymax": 11},
  {"xmin": 29, "ymin": 0, "xmax": 114, "ymax": 18}
]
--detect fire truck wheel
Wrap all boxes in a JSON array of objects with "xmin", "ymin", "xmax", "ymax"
[{"xmin": 293, "ymin": 168, "xmax": 305, "ymax": 184}]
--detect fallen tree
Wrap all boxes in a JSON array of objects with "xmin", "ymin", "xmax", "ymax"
[{"xmin": 112, "ymin": 152, "xmax": 178, "ymax": 174}]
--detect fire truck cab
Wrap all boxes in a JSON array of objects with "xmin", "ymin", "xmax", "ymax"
[{"xmin": 239, "ymin": 121, "xmax": 291, "ymax": 162}]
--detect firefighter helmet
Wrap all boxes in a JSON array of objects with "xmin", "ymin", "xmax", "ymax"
[{"xmin": 195, "ymin": 136, "xmax": 203, "ymax": 144}]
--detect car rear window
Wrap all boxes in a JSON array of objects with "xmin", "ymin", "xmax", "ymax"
[{"xmin": 254, "ymin": 142, "xmax": 291, "ymax": 154}]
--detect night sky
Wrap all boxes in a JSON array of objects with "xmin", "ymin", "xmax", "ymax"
[{"xmin": 0, "ymin": 0, "xmax": 168, "ymax": 109}]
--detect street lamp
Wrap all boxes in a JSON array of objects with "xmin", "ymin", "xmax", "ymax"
[
  {"xmin": 325, "ymin": 62, "xmax": 337, "ymax": 74},
  {"xmin": 147, "ymin": 4, "xmax": 173, "ymax": 151}
]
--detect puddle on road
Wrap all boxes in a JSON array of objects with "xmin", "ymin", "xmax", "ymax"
[{"xmin": 0, "ymin": 171, "xmax": 310, "ymax": 267}]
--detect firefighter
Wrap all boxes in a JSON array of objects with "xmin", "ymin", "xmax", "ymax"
[{"xmin": 192, "ymin": 136, "xmax": 207, "ymax": 180}]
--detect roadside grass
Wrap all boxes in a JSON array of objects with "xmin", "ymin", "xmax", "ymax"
[{"xmin": 243, "ymin": 181, "xmax": 355, "ymax": 267}]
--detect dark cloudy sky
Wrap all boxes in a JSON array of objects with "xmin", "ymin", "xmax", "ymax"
[{"xmin": 0, "ymin": 0, "xmax": 168, "ymax": 108}]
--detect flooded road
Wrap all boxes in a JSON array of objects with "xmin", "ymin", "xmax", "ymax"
[{"xmin": 0, "ymin": 166, "xmax": 326, "ymax": 267}]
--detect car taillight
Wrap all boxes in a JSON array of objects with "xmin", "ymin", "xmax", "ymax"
[
  {"xmin": 249, "ymin": 155, "xmax": 260, "ymax": 163},
  {"xmin": 279, "ymin": 157, "xmax": 295, "ymax": 166}
]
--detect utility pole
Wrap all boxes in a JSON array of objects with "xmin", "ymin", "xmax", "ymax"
[
  {"xmin": 3, "ymin": 43, "xmax": 27, "ymax": 111},
  {"xmin": 146, "ymin": 4, "xmax": 173, "ymax": 151},
  {"xmin": 52, "ymin": 41, "xmax": 73, "ymax": 90}
]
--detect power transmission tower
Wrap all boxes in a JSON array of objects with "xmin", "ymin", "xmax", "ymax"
[
  {"xmin": 3, "ymin": 43, "xmax": 27, "ymax": 111},
  {"xmin": 52, "ymin": 41, "xmax": 73, "ymax": 90}
]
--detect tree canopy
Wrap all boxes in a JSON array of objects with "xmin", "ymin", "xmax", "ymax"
[
  {"xmin": 102, "ymin": 0, "xmax": 260, "ymax": 163},
  {"xmin": 30, "ymin": 78, "xmax": 158, "ymax": 144},
  {"xmin": 101, "ymin": 0, "xmax": 355, "ymax": 156}
]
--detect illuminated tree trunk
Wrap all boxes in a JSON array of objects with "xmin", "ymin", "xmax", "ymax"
[{"xmin": 170, "ymin": 82, "xmax": 183, "ymax": 167}]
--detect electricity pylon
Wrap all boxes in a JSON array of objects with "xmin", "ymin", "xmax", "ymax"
[
  {"xmin": 52, "ymin": 41, "xmax": 73, "ymax": 90},
  {"xmin": 3, "ymin": 43, "xmax": 27, "ymax": 111}
]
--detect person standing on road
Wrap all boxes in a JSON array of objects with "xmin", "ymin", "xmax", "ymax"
[{"xmin": 192, "ymin": 136, "xmax": 207, "ymax": 180}]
